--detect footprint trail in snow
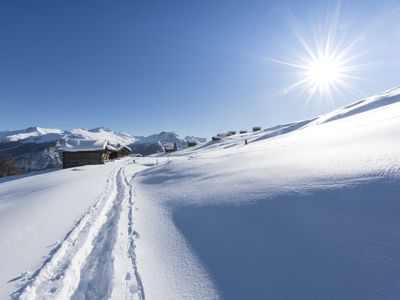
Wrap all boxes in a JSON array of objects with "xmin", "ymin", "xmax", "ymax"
[{"xmin": 13, "ymin": 159, "xmax": 144, "ymax": 300}]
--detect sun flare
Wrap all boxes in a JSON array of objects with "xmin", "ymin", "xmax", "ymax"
[
  {"xmin": 268, "ymin": 4, "xmax": 369, "ymax": 109},
  {"xmin": 307, "ymin": 57, "xmax": 342, "ymax": 87}
]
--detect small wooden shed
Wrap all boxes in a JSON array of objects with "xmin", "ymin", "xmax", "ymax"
[
  {"xmin": 187, "ymin": 140, "xmax": 197, "ymax": 147},
  {"xmin": 117, "ymin": 145, "xmax": 132, "ymax": 157},
  {"xmin": 217, "ymin": 133, "xmax": 228, "ymax": 137},
  {"xmin": 108, "ymin": 144, "xmax": 118, "ymax": 160},
  {"xmin": 59, "ymin": 139, "xmax": 110, "ymax": 169},
  {"xmin": 164, "ymin": 142, "xmax": 177, "ymax": 152},
  {"xmin": 253, "ymin": 126, "xmax": 262, "ymax": 132},
  {"xmin": 212, "ymin": 136, "xmax": 222, "ymax": 141}
]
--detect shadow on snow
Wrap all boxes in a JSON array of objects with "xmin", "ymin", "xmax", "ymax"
[{"xmin": 173, "ymin": 179, "xmax": 400, "ymax": 300}]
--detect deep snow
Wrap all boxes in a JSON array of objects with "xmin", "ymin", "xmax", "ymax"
[
  {"xmin": 1, "ymin": 86, "xmax": 400, "ymax": 299},
  {"xmin": 132, "ymin": 87, "xmax": 400, "ymax": 299}
]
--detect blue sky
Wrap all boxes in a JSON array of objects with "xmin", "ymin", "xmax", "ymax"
[{"xmin": 1, "ymin": 0, "xmax": 400, "ymax": 137}]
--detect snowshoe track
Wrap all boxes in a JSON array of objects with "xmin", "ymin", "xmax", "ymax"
[{"xmin": 12, "ymin": 161, "xmax": 144, "ymax": 300}]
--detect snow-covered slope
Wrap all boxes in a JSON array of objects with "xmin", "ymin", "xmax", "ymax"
[
  {"xmin": 312, "ymin": 85, "xmax": 400, "ymax": 125},
  {"xmin": 1, "ymin": 86, "xmax": 400, "ymax": 299},
  {"xmin": 131, "ymin": 87, "xmax": 400, "ymax": 299}
]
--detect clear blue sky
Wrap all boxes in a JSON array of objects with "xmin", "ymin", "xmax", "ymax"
[{"xmin": 1, "ymin": 0, "xmax": 399, "ymax": 137}]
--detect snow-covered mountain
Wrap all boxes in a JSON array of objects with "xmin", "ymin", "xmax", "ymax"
[
  {"xmin": 0, "ymin": 127, "xmax": 134, "ymax": 145},
  {"xmin": 68, "ymin": 127, "xmax": 135, "ymax": 146},
  {"xmin": 0, "ymin": 127, "xmax": 206, "ymax": 173},
  {"xmin": 132, "ymin": 132, "xmax": 203, "ymax": 155},
  {"xmin": 184, "ymin": 135, "xmax": 207, "ymax": 143}
]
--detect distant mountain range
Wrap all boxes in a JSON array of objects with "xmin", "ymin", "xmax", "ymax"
[{"xmin": 0, "ymin": 127, "xmax": 206, "ymax": 172}]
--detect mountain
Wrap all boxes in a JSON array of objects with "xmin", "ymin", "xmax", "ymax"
[
  {"xmin": 184, "ymin": 136, "xmax": 207, "ymax": 143},
  {"xmin": 0, "ymin": 127, "xmax": 206, "ymax": 174},
  {"xmin": 0, "ymin": 127, "xmax": 64, "ymax": 143},
  {"xmin": 68, "ymin": 127, "xmax": 135, "ymax": 145},
  {"xmin": 132, "ymin": 132, "xmax": 202, "ymax": 155}
]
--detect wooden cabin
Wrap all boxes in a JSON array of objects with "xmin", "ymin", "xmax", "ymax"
[
  {"xmin": 228, "ymin": 131, "xmax": 236, "ymax": 136},
  {"xmin": 187, "ymin": 140, "xmax": 197, "ymax": 147},
  {"xmin": 252, "ymin": 126, "xmax": 262, "ymax": 132},
  {"xmin": 217, "ymin": 133, "xmax": 228, "ymax": 137},
  {"xmin": 164, "ymin": 142, "xmax": 177, "ymax": 153},
  {"xmin": 59, "ymin": 139, "xmax": 110, "ymax": 169},
  {"xmin": 240, "ymin": 130, "xmax": 248, "ymax": 134},
  {"xmin": 108, "ymin": 145, "xmax": 118, "ymax": 160},
  {"xmin": 117, "ymin": 145, "xmax": 132, "ymax": 157},
  {"xmin": 212, "ymin": 136, "xmax": 222, "ymax": 141}
]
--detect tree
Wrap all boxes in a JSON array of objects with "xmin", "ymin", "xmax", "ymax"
[{"xmin": 0, "ymin": 155, "xmax": 24, "ymax": 177}]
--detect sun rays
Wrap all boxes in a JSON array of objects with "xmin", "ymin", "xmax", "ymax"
[{"xmin": 266, "ymin": 2, "xmax": 373, "ymax": 112}]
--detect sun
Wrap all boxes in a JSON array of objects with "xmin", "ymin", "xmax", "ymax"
[
  {"xmin": 307, "ymin": 57, "xmax": 342, "ymax": 88},
  {"xmin": 277, "ymin": 43, "xmax": 358, "ymax": 102},
  {"xmin": 266, "ymin": 4, "xmax": 369, "ymax": 109}
]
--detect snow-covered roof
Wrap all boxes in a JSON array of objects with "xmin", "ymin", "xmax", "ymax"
[
  {"xmin": 58, "ymin": 139, "xmax": 109, "ymax": 152},
  {"xmin": 106, "ymin": 144, "xmax": 117, "ymax": 151},
  {"xmin": 117, "ymin": 145, "xmax": 132, "ymax": 152}
]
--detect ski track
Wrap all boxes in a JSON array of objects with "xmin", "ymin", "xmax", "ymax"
[{"xmin": 12, "ymin": 160, "xmax": 145, "ymax": 300}]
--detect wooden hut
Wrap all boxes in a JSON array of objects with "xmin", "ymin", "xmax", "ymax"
[
  {"xmin": 240, "ymin": 130, "xmax": 248, "ymax": 134},
  {"xmin": 59, "ymin": 139, "xmax": 110, "ymax": 169},
  {"xmin": 164, "ymin": 142, "xmax": 177, "ymax": 153},
  {"xmin": 228, "ymin": 131, "xmax": 236, "ymax": 136},
  {"xmin": 117, "ymin": 145, "xmax": 132, "ymax": 157},
  {"xmin": 252, "ymin": 126, "xmax": 262, "ymax": 132},
  {"xmin": 217, "ymin": 133, "xmax": 228, "ymax": 137},
  {"xmin": 187, "ymin": 140, "xmax": 197, "ymax": 147},
  {"xmin": 212, "ymin": 136, "xmax": 222, "ymax": 141},
  {"xmin": 108, "ymin": 145, "xmax": 118, "ymax": 160}
]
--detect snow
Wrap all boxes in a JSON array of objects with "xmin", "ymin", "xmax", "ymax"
[
  {"xmin": 310, "ymin": 85, "xmax": 400, "ymax": 125},
  {"xmin": 1, "ymin": 87, "xmax": 400, "ymax": 299},
  {"xmin": 58, "ymin": 139, "xmax": 108, "ymax": 152},
  {"xmin": 69, "ymin": 128, "xmax": 135, "ymax": 146},
  {"xmin": 0, "ymin": 127, "xmax": 135, "ymax": 146},
  {"xmin": 117, "ymin": 145, "xmax": 132, "ymax": 152},
  {"xmin": 0, "ymin": 127, "xmax": 64, "ymax": 143},
  {"xmin": 131, "ymin": 88, "xmax": 400, "ymax": 299},
  {"xmin": 0, "ymin": 162, "xmax": 123, "ymax": 297},
  {"xmin": 0, "ymin": 157, "xmax": 154, "ymax": 299}
]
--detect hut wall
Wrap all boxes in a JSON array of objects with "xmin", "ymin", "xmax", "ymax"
[
  {"xmin": 212, "ymin": 136, "xmax": 222, "ymax": 141},
  {"xmin": 62, "ymin": 151, "xmax": 106, "ymax": 169},
  {"xmin": 118, "ymin": 148, "xmax": 131, "ymax": 157},
  {"xmin": 109, "ymin": 151, "xmax": 118, "ymax": 160}
]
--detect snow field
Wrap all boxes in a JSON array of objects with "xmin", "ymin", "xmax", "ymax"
[{"xmin": 4, "ymin": 158, "xmax": 154, "ymax": 299}]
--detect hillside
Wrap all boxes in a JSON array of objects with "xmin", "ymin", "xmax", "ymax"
[{"xmin": 1, "ymin": 86, "xmax": 400, "ymax": 299}]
